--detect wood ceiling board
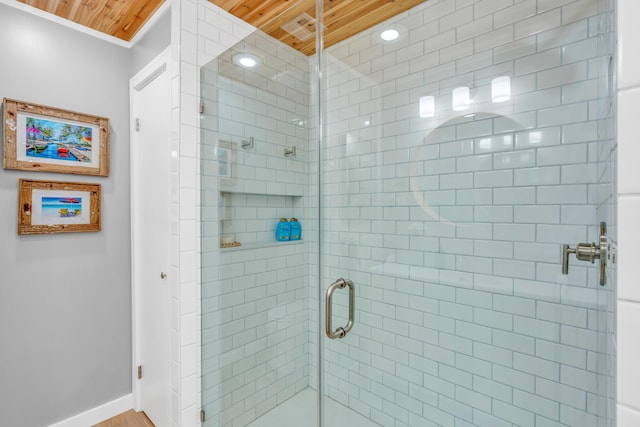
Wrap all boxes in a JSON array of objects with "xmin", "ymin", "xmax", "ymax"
[
  {"xmin": 323, "ymin": 0, "xmax": 424, "ymax": 46},
  {"xmin": 17, "ymin": 0, "xmax": 165, "ymax": 41},
  {"xmin": 15, "ymin": 0, "xmax": 422, "ymax": 46},
  {"xmin": 209, "ymin": 0, "xmax": 426, "ymax": 55},
  {"xmin": 241, "ymin": 0, "xmax": 315, "ymax": 30},
  {"xmin": 253, "ymin": 0, "xmax": 317, "ymax": 54}
]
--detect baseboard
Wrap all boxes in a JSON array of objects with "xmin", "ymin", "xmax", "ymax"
[{"xmin": 48, "ymin": 394, "xmax": 134, "ymax": 427}]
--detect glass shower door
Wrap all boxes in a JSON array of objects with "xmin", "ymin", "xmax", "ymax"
[
  {"xmin": 200, "ymin": 1, "xmax": 320, "ymax": 425},
  {"xmin": 318, "ymin": 0, "xmax": 615, "ymax": 426},
  {"xmin": 199, "ymin": 0, "xmax": 614, "ymax": 425}
]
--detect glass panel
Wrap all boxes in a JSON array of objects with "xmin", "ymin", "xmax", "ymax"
[
  {"xmin": 319, "ymin": 1, "xmax": 615, "ymax": 426},
  {"xmin": 199, "ymin": 0, "xmax": 615, "ymax": 426},
  {"xmin": 200, "ymin": 2, "xmax": 319, "ymax": 425}
]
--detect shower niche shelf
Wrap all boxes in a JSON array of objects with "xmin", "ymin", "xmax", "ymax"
[
  {"xmin": 219, "ymin": 239, "xmax": 304, "ymax": 251},
  {"xmin": 218, "ymin": 190, "xmax": 304, "ymax": 251}
]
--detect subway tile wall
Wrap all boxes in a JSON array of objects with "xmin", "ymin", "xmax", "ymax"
[
  {"xmin": 186, "ymin": 0, "xmax": 618, "ymax": 426},
  {"xmin": 320, "ymin": 0, "xmax": 613, "ymax": 426},
  {"xmin": 199, "ymin": 28, "xmax": 313, "ymax": 426}
]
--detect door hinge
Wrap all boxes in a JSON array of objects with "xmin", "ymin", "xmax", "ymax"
[
  {"xmin": 200, "ymin": 100, "xmax": 205, "ymax": 114},
  {"xmin": 135, "ymin": 118, "xmax": 141, "ymax": 132},
  {"xmin": 137, "ymin": 365, "xmax": 142, "ymax": 379},
  {"xmin": 200, "ymin": 410, "xmax": 205, "ymax": 423}
]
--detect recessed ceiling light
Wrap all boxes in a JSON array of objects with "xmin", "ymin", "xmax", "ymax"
[
  {"xmin": 233, "ymin": 53, "xmax": 260, "ymax": 68},
  {"xmin": 380, "ymin": 29, "xmax": 399, "ymax": 41}
]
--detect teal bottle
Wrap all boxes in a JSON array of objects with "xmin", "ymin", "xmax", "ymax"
[
  {"xmin": 289, "ymin": 218, "xmax": 301, "ymax": 240},
  {"xmin": 276, "ymin": 218, "xmax": 290, "ymax": 241}
]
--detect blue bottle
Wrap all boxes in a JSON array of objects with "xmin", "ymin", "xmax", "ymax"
[
  {"xmin": 289, "ymin": 218, "xmax": 301, "ymax": 240},
  {"xmin": 276, "ymin": 218, "xmax": 290, "ymax": 241}
]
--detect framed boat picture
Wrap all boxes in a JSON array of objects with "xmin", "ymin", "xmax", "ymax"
[
  {"xmin": 18, "ymin": 179, "xmax": 101, "ymax": 235},
  {"xmin": 3, "ymin": 98, "xmax": 110, "ymax": 176}
]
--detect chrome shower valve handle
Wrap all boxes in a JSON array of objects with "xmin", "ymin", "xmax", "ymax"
[{"xmin": 562, "ymin": 222, "xmax": 608, "ymax": 286}]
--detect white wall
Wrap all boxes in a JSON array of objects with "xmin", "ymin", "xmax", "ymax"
[
  {"xmin": 131, "ymin": 6, "xmax": 171, "ymax": 77},
  {"xmin": 171, "ymin": 1, "xmax": 257, "ymax": 425},
  {"xmin": 0, "ymin": 4, "xmax": 132, "ymax": 427},
  {"xmin": 616, "ymin": 0, "xmax": 640, "ymax": 425}
]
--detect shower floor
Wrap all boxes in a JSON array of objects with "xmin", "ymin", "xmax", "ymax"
[{"xmin": 246, "ymin": 388, "xmax": 380, "ymax": 427}]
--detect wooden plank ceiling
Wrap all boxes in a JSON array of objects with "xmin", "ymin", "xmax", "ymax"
[
  {"xmin": 210, "ymin": 0, "xmax": 425, "ymax": 55},
  {"xmin": 18, "ymin": 0, "xmax": 165, "ymax": 41},
  {"xmin": 16, "ymin": 0, "xmax": 424, "ymax": 51}
]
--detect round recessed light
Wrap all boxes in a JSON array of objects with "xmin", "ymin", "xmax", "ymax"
[
  {"xmin": 239, "ymin": 57, "xmax": 256, "ymax": 67},
  {"xmin": 380, "ymin": 29, "xmax": 400, "ymax": 41},
  {"xmin": 233, "ymin": 53, "xmax": 260, "ymax": 68}
]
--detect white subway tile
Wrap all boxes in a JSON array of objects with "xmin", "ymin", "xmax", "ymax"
[
  {"xmin": 494, "ymin": 2, "xmax": 537, "ymax": 28},
  {"xmin": 474, "ymin": 240, "xmax": 514, "ymax": 259},
  {"xmin": 474, "ymin": 0, "xmax": 513, "ymax": 18},
  {"xmin": 456, "ymin": 188, "xmax": 493, "ymax": 205},
  {"xmin": 514, "ymin": 167, "xmax": 560, "ymax": 186},
  {"xmin": 619, "ymin": 404, "xmax": 640, "ymax": 427},
  {"xmin": 515, "ymin": 49, "xmax": 562, "ymax": 75},
  {"xmin": 561, "ymin": 163, "xmax": 598, "ymax": 184},
  {"xmin": 514, "ymin": 242, "xmax": 559, "ymax": 263},
  {"xmin": 515, "ymin": 9, "xmax": 561, "ymax": 40},
  {"xmin": 494, "ymin": 37, "xmax": 537, "ymax": 63},
  {"xmin": 440, "ymin": 7, "xmax": 473, "ymax": 33},
  {"xmin": 474, "ymin": 206, "xmax": 513, "ymax": 223},
  {"xmin": 474, "ymin": 26, "xmax": 514, "ymax": 53},
  {"xmin": 537, "ymin": 185, "xmax": 588, "ymax": 204},
  {"xmin": 494, "ymin": 224, "xmax": 536, "ymax": 241},
  {"xmin": 440, "ymin": 140, "xmax": 474, "ymax": 158},
  {"xmin": 619, "ymin": 301, "xmax": 640, "ymax": 411},
  {"xmin": 514, "ymin": 88, "xmax": 562, "ymax": 113},
  {"xmin": 619, "ymin": 0, "xmax": 640, "ymax": 89},
  {"xmin": 536, "ymin": 378, "xmax": 586, "ymax": 411},
  {"xmin": 538, "ymin": 144, "xmax": 588, "ymax": 166},
  {"xmin": 474, "ymin": 273, "xmax": 514, "ymax": 295},
  {"xmin": 537, "ymin": 19, "xmax": 588, "ymax": 50},
  {"xmin": 475, "ymin": 170, "xmax": 513, "ymax": 188},
  {"xmin": 618, "ymin": 196, "xmax": 640, "ymax": 302},
  {"xmin": 494, "ymin": 187, "xmax": 536, "ymax": 205},
  {"xmin": 538, "ymin": 103, "xmax": 587, "ymax": 126},
  {"xmin": 618, "ymin": 88, "xmax": 640, "ymax": 194},
  {"xmin": 474, "ymin": 134, "xmax": 514, "ymax": 153},
  {"xmin": 494, "ymin": 150, "xmax": 536, "ymax": 169},
  {"xmin": 494, "ymin": 259, "xmax": 536, "ymax": 280},
  {"xmin": 457, "ymin": 15, "xmax": 493, "ymax": 41},
  {"xmin": 456, "ymin": 154, "xmax": 493, "ymax": 172}
]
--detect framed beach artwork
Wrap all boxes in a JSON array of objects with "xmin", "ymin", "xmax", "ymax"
[
  {"xmin": 3, "ymin": 98, "xmax": 110, "ymax": 176},
  {"xmin": 18, "ymin": 179, "xmax": 101, "ymax": 235}
]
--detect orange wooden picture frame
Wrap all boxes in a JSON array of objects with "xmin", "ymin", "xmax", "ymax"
[
  {"xmin": 18, "ymin": 179, "xmax": 101, "ymax": 235},
  {"xmin": 3, "ymin": 98, "xmax": 110, "ymax": 176}
]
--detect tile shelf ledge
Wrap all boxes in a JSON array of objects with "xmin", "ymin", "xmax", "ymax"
[
  {"xmin": 220, "ymin": 239, "xmax": 305, "ymax": 251},
  {"xmin": 219, "ymin": 189, "xmax": 304, "ymax": 197}
]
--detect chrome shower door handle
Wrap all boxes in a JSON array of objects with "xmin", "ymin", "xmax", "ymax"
[
  {"xmin": 325, "ymin": 278, "xmax": 355, "ymax": 339},
  {"xmin": 561, "ymin": 222, "xmax": 608, "ymax": 286}
]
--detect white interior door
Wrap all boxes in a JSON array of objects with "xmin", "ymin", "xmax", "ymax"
[{"xmin": 131, "ymin": 51, "xmax": 172, "ymax": 427}]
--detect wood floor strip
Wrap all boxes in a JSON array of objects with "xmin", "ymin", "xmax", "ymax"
[{"xmin": 92, "ymin": 409, "xmax": 155, "ymax": 427}]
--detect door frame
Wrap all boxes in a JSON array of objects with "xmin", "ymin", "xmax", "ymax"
[{"xmin": 129, "ymin": 47, "xmax": 172, "ymax": 412}]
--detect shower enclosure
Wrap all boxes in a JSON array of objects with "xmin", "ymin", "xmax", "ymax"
[{"xmin": 199, "ymin": 0, "xmax": 616, "ymax": 425}]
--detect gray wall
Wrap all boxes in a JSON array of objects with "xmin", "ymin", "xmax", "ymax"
[
  {"xmin": 0, "ymin": 4, "xmax": 132, "ymax": 426},
  {"xmin": 130, "ymin": 6, "xmax": 171, "ymax": 77}
]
